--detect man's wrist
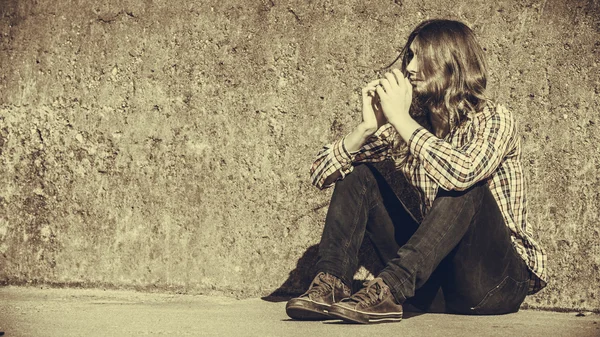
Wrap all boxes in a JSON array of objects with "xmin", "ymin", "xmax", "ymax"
[
  {"xmin": 389, "ymin": 116, "xmax": 421, "ymax": 143},
  {"xmin": 357, "ymin": 122, "xmax": 377, "ymax": 136},
  {"xmin": 344, "ymin": 123, "xmax": 375, "ymax": 153},
  {"xmin": 386, "ymin": 113, "xmax": 411, "ymax": 128}
]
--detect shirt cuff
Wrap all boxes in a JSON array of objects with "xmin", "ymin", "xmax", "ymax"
[
  {"xmin": 334, "ymin": 137, "xmax": 355, "ymax": 169},
  {"xmin": 342, "ymin": 136, "xmax": 361, "ymax": 155}
]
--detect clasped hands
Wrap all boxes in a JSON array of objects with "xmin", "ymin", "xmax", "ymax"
[{"xmin": 361, "ymin": 68, "xmax": 413, "ymax": 134}]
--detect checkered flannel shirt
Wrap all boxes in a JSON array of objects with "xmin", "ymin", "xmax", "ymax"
[{"xmin": 310, "ymin": 102, "xmax": 548, "ymax": 294}]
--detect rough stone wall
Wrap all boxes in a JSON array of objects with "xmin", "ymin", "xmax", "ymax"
[{"xmin": 0, "ymin": 0, "xmax": 598, "ymax": 311}]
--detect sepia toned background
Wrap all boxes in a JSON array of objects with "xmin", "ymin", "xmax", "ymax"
[{"xmin": 0, "ymin": 0, "xmax": 598, "ymax": 312}]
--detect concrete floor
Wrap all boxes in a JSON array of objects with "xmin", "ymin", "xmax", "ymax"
[{"xmin": 0, "ymin": 286, "xmax": 598, "ymax": 337}]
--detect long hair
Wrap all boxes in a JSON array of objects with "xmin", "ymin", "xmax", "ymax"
[{"xmin": 390, "ymin": 20, "xmax": 488, "ymax": 163}]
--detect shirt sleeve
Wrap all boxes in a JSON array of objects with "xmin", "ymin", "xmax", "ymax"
[
  {"xmin": 310, "ymin": 124, "xmax": 395, "ymax": 189},
  {"xmin": 408, "ymin": 106, "xmax": 517, "ymax": 191}
]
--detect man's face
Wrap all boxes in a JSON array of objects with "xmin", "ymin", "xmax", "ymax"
[{"xmin": 405, "ymin": 42, "xmax": 425, "ymax": 94}]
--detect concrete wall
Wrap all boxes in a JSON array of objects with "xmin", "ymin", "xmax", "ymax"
[{"xmin": 0, "ymin": 0, "xmax": 598, "ymax": 311}]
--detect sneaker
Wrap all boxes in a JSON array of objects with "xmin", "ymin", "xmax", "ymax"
[
  {"xmin": 327, "ymin": 277, "xmax": 403, "ymax": 324},
  {"xmin": 285, "ymin": 272, "xmax": 351, "ymax": 320}
]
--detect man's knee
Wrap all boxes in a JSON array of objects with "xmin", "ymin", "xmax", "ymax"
[
  {"xmin": 339, "ymin": 164, "xmax": 376, "ymax": 186},
  {"xmin": 433, "ymin": 180, "xmax": 489, "ymax": 212},
  {"xmin": 436, "ymin": 180, "xmax": 486, "ymax": 198}
]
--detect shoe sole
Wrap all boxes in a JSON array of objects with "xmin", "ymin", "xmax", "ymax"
[
  {"xmin": 286, "ymin": 298, "xmax": 332, "ymax": 320},
  {"xmin": 327, "ymin": 305, "xmax": 403, "ymax": 324}
]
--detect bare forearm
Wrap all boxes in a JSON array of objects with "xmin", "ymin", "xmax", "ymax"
[
  {"xmin": 389, "ymin": 117, "xmax": 421, "ymax": 144},
  {"xmin": 344, "ymin": 123, "xmax": 376, "ymax": 153}
]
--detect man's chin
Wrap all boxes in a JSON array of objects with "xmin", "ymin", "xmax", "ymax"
[
  {"xmin": 412, "ymin": 90, "xmax": 429, "ymax": 102},
  {"xmin": 412, "ymin": 85, "xmax": 427, "ymax": 95}
]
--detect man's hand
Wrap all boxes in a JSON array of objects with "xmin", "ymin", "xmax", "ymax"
[
  {"xmin": 361, "ymin": 79, "xmax": 388, "ymax": 135},
  {"xmin": 375, "ymin": 68, "xmax": 422, "ymax": 143},
  {"xmin": 375, "ymin": 69, "xmax": 413, "ymax": 125},
  {"xmin": 343, "ymin": 79, "xmax": 389, "ymax": 153}
]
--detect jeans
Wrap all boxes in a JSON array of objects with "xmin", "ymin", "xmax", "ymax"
[{"xmin": 316, "ymin": 164, "xmax": 530, "ymax": 315}]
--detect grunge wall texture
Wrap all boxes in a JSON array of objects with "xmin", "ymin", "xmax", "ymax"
[{"xmin": 0, "ymin": 0, "xmax": 598, "ymax": 311}]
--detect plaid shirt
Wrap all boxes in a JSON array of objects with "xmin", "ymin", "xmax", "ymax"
[{"xmin": 310, "ymin": 102, "xmax": 547, "ymax": 294}]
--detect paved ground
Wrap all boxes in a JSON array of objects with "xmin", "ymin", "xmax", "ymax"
[{"xmin": 0, "ymin": 286, "xmax": 598, "ymax": 337}]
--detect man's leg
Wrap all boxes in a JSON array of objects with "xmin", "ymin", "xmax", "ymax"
[
  {"xmin": 314, "ymin": 164, "xmax": 416, "ymax": 323},
  {"xmin": 287, "ymin": 164, "xmax": 415, "ymax": 320},
  {"xmin": 439, "ymin": 183, "xmax": 530, "ymax": 315},
  {"xmin": 379, "ymin": 180, "xmax": 529, "ymax": 314},
  {"xmin": 329, "ymin": 180, "xmax": 529, "ymax": 323},
  {"xmin": 315, "ymin": 164, "xmax": 419, "ymax": 285}
]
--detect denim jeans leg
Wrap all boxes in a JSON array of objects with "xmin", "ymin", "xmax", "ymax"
[
  {"xmin": 316, "ymin": 164, "xmax": 529, "ymax": 315},
  {"xmin": 315, "ymin": 164, "xmax": 417, "ymax": 286},
  {"xmin": 379, "ymin": 180, "xmax": 530, "ymax": 314},
  {"xmin": 379, "ymin": 181, "xmax": 487, "ymax": 304},
  {"xmin": 440, "ymin": 183, "xmax": 530, "ymax": 315},
  {"xmin": 315, "ymin": 164, "xmax": 374, "ymax": 286}
]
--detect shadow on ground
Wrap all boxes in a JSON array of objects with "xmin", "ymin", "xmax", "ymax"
[{"xmin": 262, "ymin": 240, "xmax": 386, "ymax": 303}]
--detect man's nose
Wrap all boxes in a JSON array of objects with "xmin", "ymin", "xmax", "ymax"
[{"xmin": 406, "ymin": 58, "xmax": 417, "ymax": 74}]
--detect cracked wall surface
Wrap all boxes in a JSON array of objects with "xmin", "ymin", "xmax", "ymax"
[{"xmin": 0, "ymin": 0, "xmax": 599, "ymax": 310}]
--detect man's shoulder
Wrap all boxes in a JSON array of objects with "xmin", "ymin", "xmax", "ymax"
[{"xmin": 479, "ymin": 101, "xmax": 514, "ymax": 122}]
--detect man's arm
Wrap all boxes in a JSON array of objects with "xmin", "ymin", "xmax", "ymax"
[
  {"xmin": 407, "ymin": 106, "xmax": 517, "ymax": 191},
  {"xmin": 374, "ymin": 70, "xmax": 516, "ymax": 191},
  {"xmin": 310, "ymin": 79, "xmax": 394, "ymax": 189},
  {"xmin": 309, "ymin": 124, "xmax": 394, "ymax": 189},
  {"xmin": 317, "ymin": 123, "xmax": 372, "ymax": 187}
]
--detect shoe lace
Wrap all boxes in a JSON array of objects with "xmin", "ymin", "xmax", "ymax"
[
  {"xmin": 303, "ymin": 273, "xmax": 335, "ymax": 297},
  {"xmin": 346, "ymin": 278, "xmax": 386, "ymax": 305}
]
